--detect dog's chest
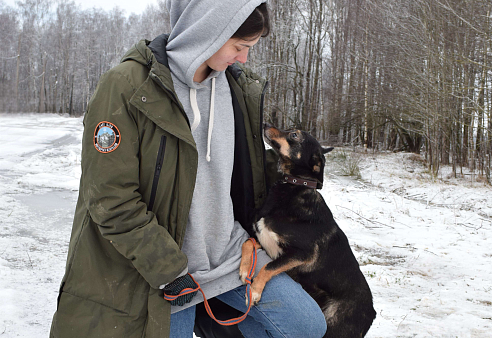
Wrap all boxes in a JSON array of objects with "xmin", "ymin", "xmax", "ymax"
[{"xmin": 254, "ymin": 218, "xmax": 283, "ymax": 259}]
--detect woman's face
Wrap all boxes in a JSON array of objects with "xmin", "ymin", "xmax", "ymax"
[{"xmin": 206, "ymin": 36, "xmax": 261, "ymax": 72}]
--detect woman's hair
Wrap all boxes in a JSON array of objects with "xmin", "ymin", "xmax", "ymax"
[{"xmin": 233, "ymin": 3, "xmax": 270, "ymax": 40}]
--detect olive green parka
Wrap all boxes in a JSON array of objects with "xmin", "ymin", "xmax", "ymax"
[{"xmin": 50, "ymin": 35, "xmax": 278, "ymax": 338}]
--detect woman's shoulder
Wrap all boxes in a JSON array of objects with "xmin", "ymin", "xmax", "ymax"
[
  {"xmin": 227, "ymin": 64, "xmax": 267, "ymax": 93},
  {"xmin": 101, "ymin": 61, "xmax": 149, "ymax": 93}
]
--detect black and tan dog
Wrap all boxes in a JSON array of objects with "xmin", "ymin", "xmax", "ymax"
[{"xmin": 239, "ymin": 124, "xmax": 376, "ymax": 338}]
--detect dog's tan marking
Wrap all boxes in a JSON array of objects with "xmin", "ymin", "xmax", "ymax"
[
  {"xmin": 299, "ymin": 243, "xmax": 320, "ymax": 273},
  {"xmin": 264, "ymin": 127, "xmax": 280, "ymax": 139},
  {"xmin": 248, "ymin": 260, "xmax": 304, "ymax": 305},
  {"xmin": 297, "ymin": 152, "xmax": 302, "ymax": 159},
  {"xmin": 312, "ymin": 158, "xmax": 322, "ymax": 172},
  {"xmin": 275, "ymin": 137, "xmax": 290, "ymax": 157},
  {"xmin": 279, "ymin": 161, "xmax": 292, "ymax": 174},
  {"xmin": 255, "ymin": 218, "xmax": 283, "ymax": 259},
  {"xmin": 265, "ymin": 127, "xmax": 291, "ymax": 158}
]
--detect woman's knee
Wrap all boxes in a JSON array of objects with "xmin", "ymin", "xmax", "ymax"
[
  {"xmin": 249, "ymin": 273, "xmax": 327, "ymax": 337},
  {"xmin": 281, "ymin": 276, "xmax": 327, "ymax": 336},
  {"xmin": 292, "ymin": 297, "xmax": 327, "ymax": 337},
  {"xmin": 312, "ymin": 306, "xmax": 327, "ymax": 337}
]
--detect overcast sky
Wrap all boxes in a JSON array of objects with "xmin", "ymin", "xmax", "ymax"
[{"xmin": 2, "ymin": 0, "xmax": 159, "ymax": 16}]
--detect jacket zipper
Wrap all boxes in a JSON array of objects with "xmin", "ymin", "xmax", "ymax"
[
  {"xmin": 260, "ymin": 80, "xmax": 269, "ymax": 197},
  {"xmin": 148, "ymin": 135, "xmax": 167, "ymax": 211},
  {"xmin": 260, "ymin": 80, "xmax": 268, "ymax": 133}
]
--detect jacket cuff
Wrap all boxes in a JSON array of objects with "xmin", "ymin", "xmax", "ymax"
[{"xmin": 159, "ymin": 267, "xmax": 189, "ymax": 289}]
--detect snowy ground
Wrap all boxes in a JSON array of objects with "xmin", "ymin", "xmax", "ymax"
[
  {"xmin": 0, "ymin": 113, "xmax": 491, "ymax": 337},
  {"xmin": 324, "ymin": 150, "xmax": 492, "ymax": 337}
]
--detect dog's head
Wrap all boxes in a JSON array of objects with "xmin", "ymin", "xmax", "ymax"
[{"xmin": 263, "ymin": 123, "xmax": 333, "ymax": 184}]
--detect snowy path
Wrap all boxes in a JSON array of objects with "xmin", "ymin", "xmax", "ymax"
[
  {"xmin": 0, "ymin": 114, "xmax": 491, "ymax": 337},
  {"xmin": 0, "ymin": 114, "xmax": 82, "ymax": 337}
]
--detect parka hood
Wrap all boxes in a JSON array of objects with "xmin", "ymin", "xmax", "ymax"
[
  {"xmin": 120, "ymin": 37, "xmax": 186, "ymax": 115},
  {"xmin": 165, "ymin": 0, "xmax": 265, "ymax": 88},
  {"xmin": 120, "ymin": 37, "xmax": 171, "ymax": 78},
  {"xmin": 120, "ymin": 39, "xmax": 155, "ymax": 67}
]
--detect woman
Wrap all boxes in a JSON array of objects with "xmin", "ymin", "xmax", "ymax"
[{"xmin": 50, "ymin": 1, "xmax": 327, "ymax": 337}]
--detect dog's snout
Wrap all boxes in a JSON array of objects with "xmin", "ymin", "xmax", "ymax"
[{"xmin": 263, "ymin": 123, "xmax": 278, "ymax": 140}]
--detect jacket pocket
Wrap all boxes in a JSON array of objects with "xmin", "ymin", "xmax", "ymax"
[
  {"xmin": 63, "ymin": 218, "xmax": 142, "ymax": 314},
  {"xmin": 148, "ymin": 135, "xmax": 167, "ymax": 211}
]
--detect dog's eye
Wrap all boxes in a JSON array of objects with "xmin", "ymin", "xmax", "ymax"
[{"xmin": 290, "ymin": 132, "xmax": 299, "ymax": 140}]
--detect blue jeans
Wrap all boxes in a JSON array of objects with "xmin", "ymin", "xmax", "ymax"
[{"xmin": 170, "ymin": 273, "xmax": 327, "ymax": 338}]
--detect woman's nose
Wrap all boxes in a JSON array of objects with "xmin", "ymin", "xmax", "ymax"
[{"xmin": 236, "ymin": 50, "xmax": 248, "ymax": 64}]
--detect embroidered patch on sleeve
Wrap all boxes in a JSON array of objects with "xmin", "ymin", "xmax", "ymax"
[{"xmin": 94, "ymin": 121, "xmax": 121, "ymax": 153}]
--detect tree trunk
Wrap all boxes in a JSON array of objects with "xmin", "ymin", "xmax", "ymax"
[
  {"xmin": 38, "ymin": 52, "xmax": 47, "ymax": 113},
  {"xmin": 15, "ymin": 33, "xmax": 21, "ymax": 112}
]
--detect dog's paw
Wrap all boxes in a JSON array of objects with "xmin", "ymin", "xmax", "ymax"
[
  {"xmin": 239, "ymin": 268, "xmax": 248, "ymax": 285},
  {"xmin": 245, "ymin": 291, "xmax": 261, "ymax": 307},
  {"xmin": 239, "ymin": 240, "xmax": 254, "ymax": 285},
  {"xmin": 239, "ymin": 256, "xmax": 252, "ymax": 285},
  {"xmin": 245, "ymin": 284, "xmax": 262, "ymax": 307},
  {"xmin": 251, "ymin": 289, "xmax": 262, "ymax": 306}
]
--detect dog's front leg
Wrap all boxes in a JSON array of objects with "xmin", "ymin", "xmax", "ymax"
[
  {"xmin": 247, "ymin": 257, "xmax": 303, "ymax": 306},
  {"xmin": 239, "ymin": 240, "xmax": 262, "ymax": 284}
]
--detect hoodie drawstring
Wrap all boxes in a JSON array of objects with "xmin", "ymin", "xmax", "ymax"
[
  {"xmin": 189, "ymin": 88, "xmax": 201, "ymax": 133},
  {"xmin": 206, "ymin": 77, "xmax": 216, "ymax": 162},
  {"xmin": 189, "ymin": 77, "xmax": 216, "ymax": 162}
]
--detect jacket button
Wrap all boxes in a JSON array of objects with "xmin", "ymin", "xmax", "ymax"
[
  {"xmin": 253, "ymin": 134, "xmax": 257, "ymax": 139},
  {"xmin": 141, "ymin": 96, "xmax": 147, "ymax": 102}
]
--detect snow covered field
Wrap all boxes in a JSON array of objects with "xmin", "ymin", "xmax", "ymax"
[{"xmin": 0, "ymin": 113, "xmax": 491, "ymax": 337}]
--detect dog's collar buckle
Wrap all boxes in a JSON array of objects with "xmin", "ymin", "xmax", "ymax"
[{"xmin": 283, "ymin": 175, "xmax": 320, "ymax": 189}]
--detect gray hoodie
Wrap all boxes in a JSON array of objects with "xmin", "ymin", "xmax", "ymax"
[{"xmin": 164, "ymin": 0, "xmax": 270, "ymax": 313}]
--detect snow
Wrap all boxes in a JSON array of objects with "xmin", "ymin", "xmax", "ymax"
[
  {"xmin": 324, "ymin": 151, "xmax": 492, "ymax": 337},
  {"xmin": 0, "ymin": 113, "xmax": 491, "ymax": 337},
  {"xmin": 0, "ymin": 114, "xmax": 82, "ymax": 337}
]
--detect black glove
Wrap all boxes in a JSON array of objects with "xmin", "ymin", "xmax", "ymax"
[{"xmin": 163, "ymin": 274, "xmax": 198, "ymax": 306}]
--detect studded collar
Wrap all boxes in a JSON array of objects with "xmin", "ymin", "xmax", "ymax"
[{"xmin": 282, "ymin": 175, "xmax": 321, "ymax": 189}]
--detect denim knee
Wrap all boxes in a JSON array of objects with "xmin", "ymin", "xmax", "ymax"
[
  {"xmin": 289, "ymin": 298, "xmax": 327, "ymax": 337},
  {"xmin": 313, "ymin": 309, "xmax": 328, "ymax": 337},
  {"xmin": 306, "ymin": 303, "xmax": 327, "ymax": 337}
]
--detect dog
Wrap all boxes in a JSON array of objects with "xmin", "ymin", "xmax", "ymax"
[{"xmin": 239, "ymin": 124, "xmax": 376, "ymax": 337}]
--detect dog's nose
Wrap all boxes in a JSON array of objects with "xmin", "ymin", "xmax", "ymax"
[{"xmin": 263, "ymin": 122, "xmax": 273, "ymax": 130}]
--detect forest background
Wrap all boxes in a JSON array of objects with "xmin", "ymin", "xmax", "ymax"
[{"xmin": 1, "ymin": 0, "xmax": 491, "ymax": 181}]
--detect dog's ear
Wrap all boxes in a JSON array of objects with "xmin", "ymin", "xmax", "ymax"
[{"xmin": 322, "ymin": 147, "xmax": 334, "ymax": 154}]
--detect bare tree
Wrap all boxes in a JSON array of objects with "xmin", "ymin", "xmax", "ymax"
[{"xmin": 0, "ymin": 0, "xmax": 490, "ymax": 182}]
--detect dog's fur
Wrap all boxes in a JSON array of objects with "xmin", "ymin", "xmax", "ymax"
[{"xmin": 239, "ymin": 124, "xmax": 376, "ymax": 338}]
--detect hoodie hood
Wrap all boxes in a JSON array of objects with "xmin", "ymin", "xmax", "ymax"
[{"xmin": 165, "ymin": 0, "xmax": 265, "ymax": 88}]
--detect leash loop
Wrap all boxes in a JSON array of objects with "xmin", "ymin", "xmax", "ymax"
[{"xmin": 163, "ymin": 238, "xmax": 258, "ymax": 326}]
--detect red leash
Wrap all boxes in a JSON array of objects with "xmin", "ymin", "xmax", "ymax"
[{"xmin": 164, "ymin": 238, "xmax": 258, "ymax": 326}]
